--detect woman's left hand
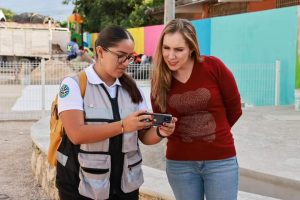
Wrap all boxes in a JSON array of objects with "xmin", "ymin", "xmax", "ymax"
[{"xmin": 158, "ymin": 117, "xmax": 177, "ymax": 137}]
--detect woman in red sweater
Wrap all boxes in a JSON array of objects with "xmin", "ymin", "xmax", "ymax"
[{"xmin": 151, "ymin": 18, "xmax": 242, "ymax": 200}]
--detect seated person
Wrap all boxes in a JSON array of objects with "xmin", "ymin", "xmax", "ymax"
[
  {"xmin": 73, "ymin": 46, "xmax": 94, "ymax": 64},
  {"xmin": 84, "ymin": 47, "xmax": 94, "ymax": 58},
  {"xmin": 66, "ymin": 38, "xmax": 81, "ymax": 61}
]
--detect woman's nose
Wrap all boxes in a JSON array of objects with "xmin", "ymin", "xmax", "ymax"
[
  {"xmin": 168, "ymin": 51, "xmax": 176, "ymax": 59},
  {"xmin": 122, "ymin": 60, "xmax": 130, "ymax": 67}
]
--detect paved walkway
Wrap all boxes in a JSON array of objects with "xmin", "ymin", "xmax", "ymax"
[
  {"xmin": 29, "ymin": 105, "xmax": 300, "ymax": 199},
  {"xmin": 234, "ymin": 106, "xmax": 300, "ymax": 182},
  {"xmin": 1, "ymin": 81, "xmax": 300, "ymax": 199},
  {"xmin": 233, "ymin": 106, "xmax": 300, "ymax": 199},
  {"xmin": 140, "ymin": 105, "xmax": 300, "ymax": 200}
]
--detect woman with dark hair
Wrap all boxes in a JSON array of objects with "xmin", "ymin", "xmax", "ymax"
[
  {"xmin": 56, "ymin": 25, "xmax": 177, "ymax": 200},
  {"xmin": 151, "ymin": 18, "xmax": 242, "ymax": 200}
]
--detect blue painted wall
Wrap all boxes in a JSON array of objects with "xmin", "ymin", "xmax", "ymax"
[
  {"xmin": 209, "ymin": 6, "xmax": 297, "ymax": 105},
  {"xmin": 192, "ymin": 19, "xmax": 211, "ymax": 56}
]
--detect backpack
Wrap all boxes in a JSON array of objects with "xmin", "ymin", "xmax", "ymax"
[{"xmin": 48, "ymin": 70, "xmax": 87, "ymax": 166}]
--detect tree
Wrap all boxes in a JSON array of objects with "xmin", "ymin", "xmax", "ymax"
[
  {"xmin": 0, "ymin": 8, "xmax": 15, "ymax": 21},
  {"xmin": 63, "ymin": 0, "xmax": 162, "ymax": 32},
  {"xmin": 59, "ymin": 21, "xmax": 68, "ymax": 28},
  {"xmin": 127, "ymin": 1, "xmax": 160, "ymax": 28}
]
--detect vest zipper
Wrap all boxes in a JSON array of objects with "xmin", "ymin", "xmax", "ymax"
[
  {"xmin": 128, "ymin": 159, "xmax": 142, "ymax": 170},
  {"xmin": 81, "ymin": 167, "xmax": 109, "ymax": 174}
]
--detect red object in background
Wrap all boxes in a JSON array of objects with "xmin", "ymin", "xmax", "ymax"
[
  {"xmin": 247, "ymin": 0, "xmax": 276, "ymax": 12},
  {"xmin": 132, "ymin": 51, "xmax": 141, "ymax": 64}
]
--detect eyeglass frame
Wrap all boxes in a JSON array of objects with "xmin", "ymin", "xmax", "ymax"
[{"xmin": 101, "ymin": 46, "xmax": 135, "ymax": 64}]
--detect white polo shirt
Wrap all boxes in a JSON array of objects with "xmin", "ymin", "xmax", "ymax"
[{"xmin": 58, "ymin": 64, "xmax": 148, "ymax": 114}]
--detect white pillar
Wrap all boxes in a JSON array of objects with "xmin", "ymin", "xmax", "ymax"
[
  {"xmin": 275, "ymin": 60, "xmax": 280, "ymax": 106},
  {"xmin": 164, "ymin": 0, "xmax": 175, "ymax": 25},
  {"xmin": 41, "ymin": 58, "xmax": 46, "ymax": 117},
  {"xmin": 48, "ymin": 20, "xmax": 52, "ymax": 57}
]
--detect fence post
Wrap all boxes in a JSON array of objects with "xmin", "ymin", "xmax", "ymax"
[
  {"xmin": 275, "ymin": 60, "xmax": 281, "ymax": 106},
  {"xmin": 41, "ymin": 58, "xmax": 46, "ymax": 117}
]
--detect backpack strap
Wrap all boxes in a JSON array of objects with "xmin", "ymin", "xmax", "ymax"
[{"xmin": 78, "ymin": 70, "xmax": 87, "ymax": 97}]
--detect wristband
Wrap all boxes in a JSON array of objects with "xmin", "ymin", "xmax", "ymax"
[
  {"xmin": 120, "ymin": 120, "xmax": 124, "ymax": 133},
  {"xmin": 156, "ymin": 127, "xmax": 166, "ymax": 138}
]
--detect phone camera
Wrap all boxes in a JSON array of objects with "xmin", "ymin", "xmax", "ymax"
[{"xmin": 165, "ymin": 116, "xmax": 171, "ymax": 121}]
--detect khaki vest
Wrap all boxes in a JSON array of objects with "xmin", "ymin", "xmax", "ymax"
[{"xmin": 59, "ymin": 75, "xmax": 144, "ymax": 200}]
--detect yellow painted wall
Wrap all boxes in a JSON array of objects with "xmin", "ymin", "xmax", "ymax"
[
  {"xmin": 127, "ymin": 27, "xmax": 144, "ymax": 54},
  {"xmin": 91, "ymin": 33, "xmax": 98, "ymax": 50}
]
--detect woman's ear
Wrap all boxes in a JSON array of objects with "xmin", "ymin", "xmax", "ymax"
[
  {"xmin": 96, "ymin": 46, "xmax": 104, "ymax": 59},
  {"xmin": 190, "ymin": 50, "xmax": 194, "ymax": 57}
]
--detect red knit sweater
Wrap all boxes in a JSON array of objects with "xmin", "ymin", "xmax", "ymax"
[{"xmin": 151, "ymin": 56, "xmax": 242, "ymax": 160}]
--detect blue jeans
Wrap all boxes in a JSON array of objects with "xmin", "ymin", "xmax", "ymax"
[{"xmin": 166, "ymin": 157, "xmax": 239, "ymax": 200}]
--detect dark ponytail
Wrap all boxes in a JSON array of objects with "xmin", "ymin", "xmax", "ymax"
[
  {"xmin": 96, "ymin": 25, "xmax": 142, "ymax": 103},
  {"xmin": 119, "ymin": 74, "xmax": 142, "ymax": 104}
]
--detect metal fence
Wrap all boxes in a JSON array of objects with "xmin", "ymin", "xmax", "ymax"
[
  {"xmin": 0, "ymin": 60, "xmax": 151, "ymax": 120},
  {"xmin": 0, "ymin": 59, "xmax": 279, "ymax": 120},
  {"xmin": 228, "ymin": 61, "xmax": 279, "ymax": 107}
]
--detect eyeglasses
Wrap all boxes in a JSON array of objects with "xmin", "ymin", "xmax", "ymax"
[{"xmin": 102, "ymin": 47, "xmax": 135, "ymax": 64}]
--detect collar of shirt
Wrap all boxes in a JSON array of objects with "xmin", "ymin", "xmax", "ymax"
[{"xmin": 85, "ymin": 64, "xmax": 121, "ymax": 88}]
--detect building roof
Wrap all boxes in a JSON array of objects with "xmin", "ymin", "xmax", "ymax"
[{"xmin": 0, "ymin": 21, "xmax": 58, "ymax": 29}]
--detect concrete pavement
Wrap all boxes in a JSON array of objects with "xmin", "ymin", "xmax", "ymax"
[
  {"xmin": 233, "ymin": 106, "xmax": 300, "ymax": 199},
  {"xmin": 30, "ymin": 105, "xmax": 300, "ymax": 199}
]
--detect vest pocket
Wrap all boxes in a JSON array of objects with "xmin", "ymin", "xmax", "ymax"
[
  {"xmin": 121, "ymin": 150, "xmax": 144, "ymax": 193},
  {"xmin": 80, "ymin": 138, "xmax": 110, "ymax": 152},
  {"xmin": 122, "ymin": 132, "xmax": 138, "ymax": 152},
  {"xmin": 78, "ymin": 153, "xmax": 111, "ymax": 200}
]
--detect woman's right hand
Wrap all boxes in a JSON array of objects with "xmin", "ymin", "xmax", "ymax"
[{"xmin": 123, "ymin": 110, "xmax": 153, "ymax": 133}]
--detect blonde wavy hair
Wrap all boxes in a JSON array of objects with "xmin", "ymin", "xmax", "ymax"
[{"xmin": 151, "ymin": 18, "xmax": 202, "ymax": 112}]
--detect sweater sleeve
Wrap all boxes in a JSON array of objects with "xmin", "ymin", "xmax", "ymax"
[{"xmin": 211, "ymin": 56, "xmax": 242, "ymax": 127}]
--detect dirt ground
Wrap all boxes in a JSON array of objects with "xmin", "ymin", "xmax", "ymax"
[
  {"xmin": 0, "ymin": 120, "xmax": 167, "ymax": 200},
  {"xmin": 0, "ymin": 121, "xmax": 48, "ymax": 200}
]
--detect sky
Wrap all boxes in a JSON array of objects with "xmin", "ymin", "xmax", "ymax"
[{"xmin": 0, "ymin": 0, "xmax": 74, "ymax": 21}]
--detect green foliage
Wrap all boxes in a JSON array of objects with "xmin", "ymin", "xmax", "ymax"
[
  {"xmin": 127, "ymin": 1, "xmax": 162, "ymax": 28},
  {"xmin": 0, "ymin": 8, "xmax": 15, "ymax": 21},
  {"xmin": 63, "ymin": 0, "xmax": 163, "ymax": 32},
  {"xmin": 152, "ymin": 0, "xmax": 164, "ymax": 7},
  {"xmin": 59, "ymin": 21, "xmax": 68, "ymax": 28}
]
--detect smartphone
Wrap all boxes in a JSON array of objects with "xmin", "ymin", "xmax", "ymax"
[{"xmin": 142, "ymin": 112, "xmax": 172, "ymax": 126}]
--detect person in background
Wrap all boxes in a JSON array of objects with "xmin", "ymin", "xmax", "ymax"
[
  {"xmin": 140, "ymin": 54, "xmax": 149, "ymax": 64},
  {"xmin": 56, "ymin": 25, "xmax": 177, "ymax": 200},
  {"xmin": 84, "ymin": 46, "xmax": 95, "ymax": 58},
  {"xmin": 74, "ymin": 46, "xmax": 94, "ymax": 64},
  {"xmin": 67, "ymin": 37, "xmax": 81, "ymax": 61},
  {"xmin": 132, "ymin": 52, "xmax": 141, "ymax": 64},
  {"xmin": 89, "ymin": 47, "xmax": 95, "ymax": 55},
  {"xmin": 83, "ymin": 41, "xmax": 89, "ymax": 48},
  {"xmin": 151, "ymin": 18, "xmax": 242, "ymax": 200}
]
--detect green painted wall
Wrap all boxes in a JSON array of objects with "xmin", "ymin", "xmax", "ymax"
[
  {"xmin": 210, "ymin": 7, "xmax": 297, "ymax": 105},
  {"xmin": 296, "ymin": 42, "xmax": 300, "ymax": 89}
]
